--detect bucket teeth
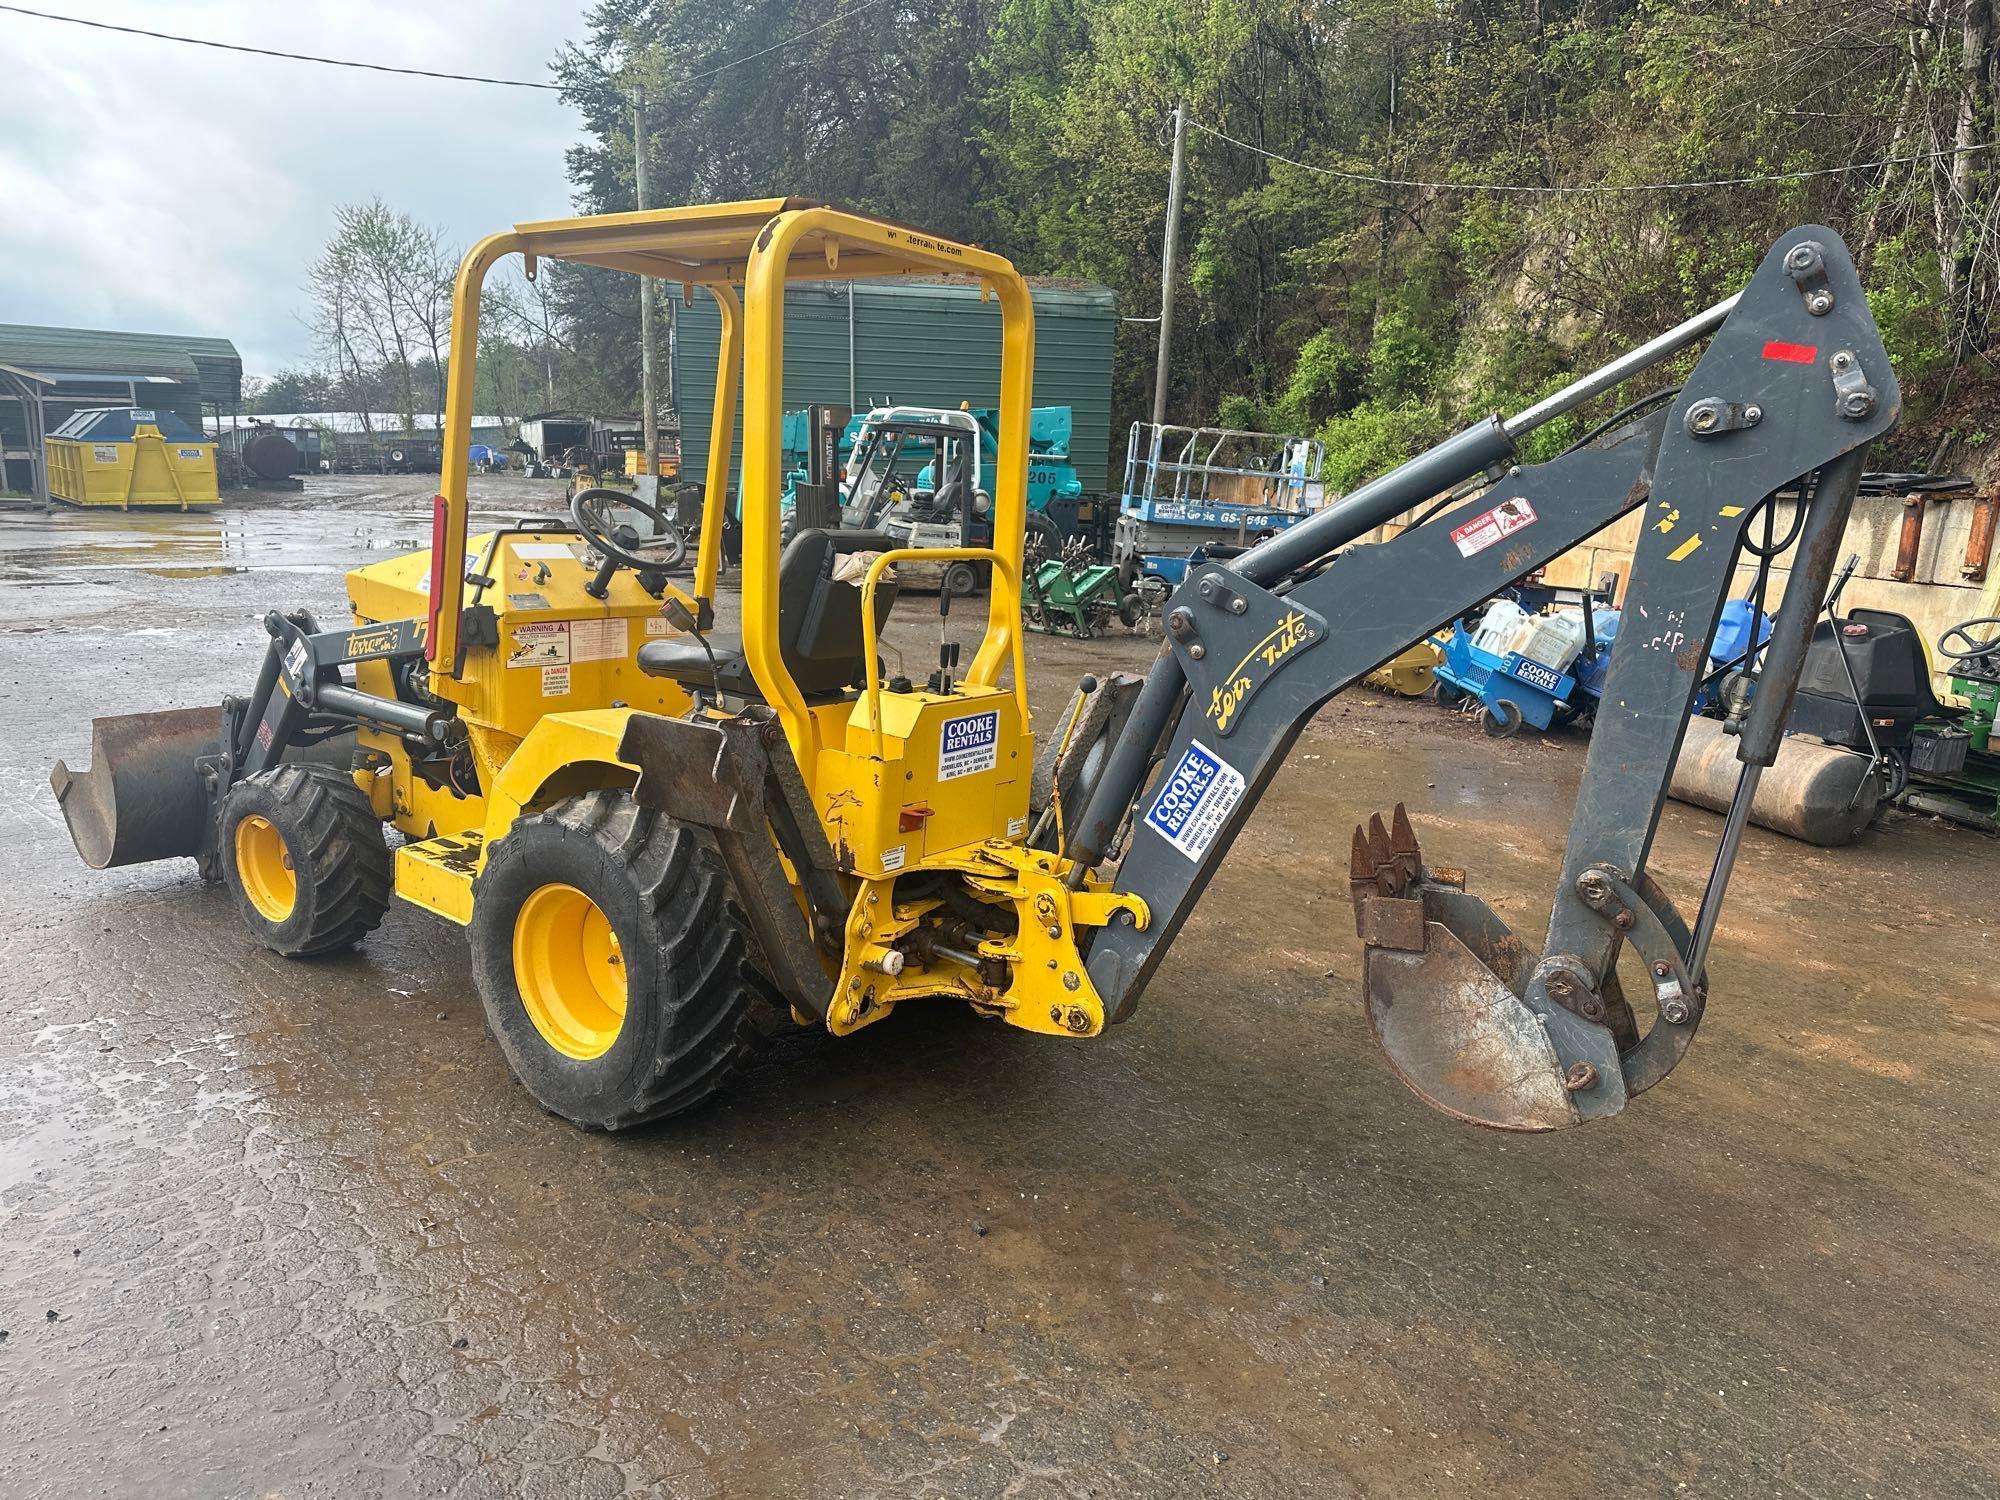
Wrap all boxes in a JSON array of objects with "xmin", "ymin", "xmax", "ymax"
[
  {"xmin": 1389, "ymin": 802, "xmax": 1421, "ymax": 882},
  {"xmin": 1351, "ymin": 805, "xmax": 1426, "ymax": 944},
  {"xmin": 1352, "ymin": 824, "xmax": 1384, "ymax": 904},
  {"xmin": 1365, "ymin": 813, "xmax": 1397, "ymax": 892}
]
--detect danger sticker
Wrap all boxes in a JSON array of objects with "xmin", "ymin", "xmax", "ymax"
[
  {"xmin": 938, "ymin": 709, "xmax": 999, "ymax": 781},
  {"xmin": 541, "ymin": 663, "xmax": 570, "ymax": 697},
  {"xmin": 1144, "ymin": 740, "xmax": 1245, "ymax": 862},
  {"xmin": 1449, "ymin": 497, "xmax": 1537, "ymax": 558},
  {"xmin": 508, "ymin": 621, "xmax": 570, "ymax": 668},
  {"xmin": 880, "ymin": 845, "xmax": 907, "ymax": 872}
]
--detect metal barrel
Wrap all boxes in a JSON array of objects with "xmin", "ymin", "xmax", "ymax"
[
  {"xmin": 240, "ymin": 430, "xmax": 300, "ymax": 482},
  {"xmin": 1669, "ymin": 715, "xmax": 1879, "ymax": 847},
  {"xmin": 49, "ymin": 707, "xmax": 223, "ymax": 869}
]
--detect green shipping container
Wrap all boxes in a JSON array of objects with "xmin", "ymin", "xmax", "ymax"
[{"xmin": 671, "ymin": 278, "xmax": 1117, "ymax": 496}]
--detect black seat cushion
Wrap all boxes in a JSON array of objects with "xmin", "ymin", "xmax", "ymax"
[
  {"xmin": 636, "ymin": 528, "xmax": 898, "ymax": 701},
  {"xmin": 635, "ymin": 632, "xmax": 756, "ymax": 697}
]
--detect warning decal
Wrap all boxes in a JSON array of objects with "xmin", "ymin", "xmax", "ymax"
[
  {"xmin": 508, "ymin": 621, "xmax": 570, "ymax": 668},
  {"xmin": 938, "ymin": 709, "xmax": 1000, "ymax": 781},
  {"xmin": 571, "ymin": 617, "xmax": 628, "ymax": 663},
  {"xmin": 1144, "ymin": 740, "xmax": 1246, "ymax": 862},
  {"xmin": 1448, "ymin": 497, "xmax": 1537, "ymax": 558},
  {"xmin": 541, "ymin": 664, "xmax": 570, "ymax": 697}
]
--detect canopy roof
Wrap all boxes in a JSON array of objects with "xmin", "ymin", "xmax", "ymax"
[{"xmin": 507, "ymin": 198, "xmax": 992, "ymax": 286}]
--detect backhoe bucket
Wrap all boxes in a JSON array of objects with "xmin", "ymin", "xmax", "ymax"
[
  {"xmin": 50, "ymin": 707, "xmax": 222, "ymax": 870},
  {"xmin": 1350, "ymin": 805, "xmax": 1584, "ymax": 1132}
]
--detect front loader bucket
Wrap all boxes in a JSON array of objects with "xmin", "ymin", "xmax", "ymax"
[
  {"xmin": 1350, "ymin": 805, "xmax": 1590, "ymax": 1132},
  {"xmin": 50, "ymin": 707, "xmax": 222, "ymax": 869}
]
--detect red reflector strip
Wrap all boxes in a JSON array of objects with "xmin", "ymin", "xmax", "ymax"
[
  {"xmin": 425, "ymin": 493, "xmax": 448, "ymax": 661},
  {"xmin": 1763, "ymin": 339, "xmax": 1817, "ymax": 364}
]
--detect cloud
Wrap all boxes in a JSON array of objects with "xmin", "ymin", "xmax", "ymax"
[{"xmin": 0, "ymin": 1, "xmax": 587, "ymax": 375}]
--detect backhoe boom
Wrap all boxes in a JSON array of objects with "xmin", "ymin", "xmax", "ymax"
[{"xmin": 1070, "ymin": 226, "xmax": 1900, "ymax": 1129}]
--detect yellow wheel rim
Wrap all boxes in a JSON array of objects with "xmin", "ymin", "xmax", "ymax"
[
  {"xmin": 234, "ymin": 814, "xmax": 296, "ymax": 922},
  {"xmin": 512, "ymin": 883, "xmax": 627, "ymax": 1060}
]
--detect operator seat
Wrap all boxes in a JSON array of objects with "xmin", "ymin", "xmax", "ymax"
[{"xmin": 636, "ymin": 529, "xmax": 899, "ymax": 702}]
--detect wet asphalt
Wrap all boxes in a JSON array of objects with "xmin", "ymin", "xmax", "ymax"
[{"xmin": 1, "ymin": 478, "xmax": 1996, "ymax": 1498}]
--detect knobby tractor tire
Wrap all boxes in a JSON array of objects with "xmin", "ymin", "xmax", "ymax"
[
  {"xmin": 219, "ymin": 764, "xmax": 392, "ymax": 957},
  {"xmin": 468, "ymin": 790, "xmax": 778, "ymax": 1131}
]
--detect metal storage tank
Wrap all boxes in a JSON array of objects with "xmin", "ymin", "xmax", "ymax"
[{"xmin": 672, "ymin": 277, "xmax": 1117, "ymax": 497}]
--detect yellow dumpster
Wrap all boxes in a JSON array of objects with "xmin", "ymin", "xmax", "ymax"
[
  {"xmin": 622, "ymin": 445, "xmax": 679, "ymax": 480},
  {"xmin": 46, "ymin": 407, "xmax": 219, "ymax": 510}
]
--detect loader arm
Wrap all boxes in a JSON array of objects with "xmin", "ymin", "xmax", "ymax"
[{"xmin": 1068, "ymin": 226, "xmax": 1900, "ymax": 1130}]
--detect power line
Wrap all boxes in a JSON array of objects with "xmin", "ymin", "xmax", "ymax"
[
  {"xmin": 0, "ymin": 4, "xmax": 561, "ymax": 88},
  {"xmin": 1189, "ymin": 116, "xmax": 2000, "ymax": 196},
  {"xmin": 0, "ymin": 0, "xmax": 895, "ymax": 92},
  {"xmin": 671, "ymin": 0, "xmax": 892, "ymax": 86}
]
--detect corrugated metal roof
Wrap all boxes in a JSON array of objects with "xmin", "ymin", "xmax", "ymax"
[
  {"xmin": 673, "ymin": 277, "xmax": 1117, "ymax": 493},
  {"xmin": 0, "ymin": 324, "xmax": 242, "ymax": 406},
  {"xmin": 206, "ymin": 411, "xmax": 505, "ymax": 435}
]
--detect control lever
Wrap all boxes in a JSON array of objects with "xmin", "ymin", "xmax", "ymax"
[{"xmin": 929, "ymin": 569, "xmax": 962, "ymax": 695}]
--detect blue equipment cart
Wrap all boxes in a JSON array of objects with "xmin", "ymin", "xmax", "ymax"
[{"xmin": 1439, "ymin": 596, "xmax": 1772, "ymax": 737}]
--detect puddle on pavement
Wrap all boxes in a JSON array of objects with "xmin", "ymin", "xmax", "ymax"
[
  {"xmin": 0, "ymin": 505, "xmax": 524, "ymax": 581},
  {"xmin": 0, "ymin": 502, "xmax": 468, "ymax": 580}
]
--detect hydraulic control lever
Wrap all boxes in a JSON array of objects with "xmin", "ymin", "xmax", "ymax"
[{"xmin": 1063, "ymin": 226, "xmax": 1901, "ymax": 1129}]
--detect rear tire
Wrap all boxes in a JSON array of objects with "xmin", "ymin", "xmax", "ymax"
[
  {"xmin": 219, "ymin": 765, "xmax": 391, "ymax": 957},
  {"xmin": 469, "ymin": 789, "xmax": 777, "ymax": 1130}
]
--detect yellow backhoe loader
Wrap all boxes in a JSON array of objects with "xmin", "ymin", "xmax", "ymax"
[{"xmin": 53, "ymin": 201, "xmax": 1900, "ymax": 1132}]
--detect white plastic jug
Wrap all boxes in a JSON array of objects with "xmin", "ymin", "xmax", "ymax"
[
  {"xmin": 1521, "ymin": 610, "xmax": 1589, "ymax": 674},
  {"xmin": 1473, "ymin": 598, "xmax": 1532, "ymax": 659}
]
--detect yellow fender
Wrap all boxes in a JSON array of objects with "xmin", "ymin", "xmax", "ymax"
[{"xmin": 482, "ymin": 709, "xmax": 640, "ymax": 848}]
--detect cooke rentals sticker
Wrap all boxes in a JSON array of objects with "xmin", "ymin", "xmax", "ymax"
[
  {"xmin": 1144, "ymin": 740, "xmax": 1245, "ymax": 862},
  {"xmin": 938, "ymin": 709, "xmax": 999, "ymax": 781},
  {"xmin": 1449, "ymin": 497, "xmax": 1537, "ymax": 558}
]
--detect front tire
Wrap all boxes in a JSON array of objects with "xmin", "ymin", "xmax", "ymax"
[
  {"xmin": 219, "ymin": 765, "xmax": 391, "ymax": 956},
  {"xmin": 469, "ymin": 790, "xmax": 776, "ymax": 1130}
]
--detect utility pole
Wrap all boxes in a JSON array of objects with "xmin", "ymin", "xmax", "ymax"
[
  {"xmin": 1152, "ymin": 99, "xmax": 1188, "ymax": 428},
  {"xmin": 634, "ymin": 86, "xmax": 659, "ymax": 479}
]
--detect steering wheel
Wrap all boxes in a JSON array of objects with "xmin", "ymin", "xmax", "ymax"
[
  {"xmin": 570, "ymin": 486, "xmax": 686, "ymax": 572},
  {"xmin": 1938, "ymin": 616, "xmax": 2000, "ymax": 662}
]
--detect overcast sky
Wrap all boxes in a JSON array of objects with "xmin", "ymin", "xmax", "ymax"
[{"xmin": 0, "ymin": 2, "xmax": 591, "ymax": 375}]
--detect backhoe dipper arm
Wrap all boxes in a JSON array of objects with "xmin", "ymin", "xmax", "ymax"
[{"xmin": 1074, "ymin": 227, "xmax": 1899, "ymax": 1129}]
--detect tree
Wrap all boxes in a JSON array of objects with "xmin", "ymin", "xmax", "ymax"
[
  {"xmin": 307, "ymin": 200, "xmax": 456, "ymax": 433},
  {"xmin": 520, "ymin": 1, "xmax": 1998, "ymax": 475}
]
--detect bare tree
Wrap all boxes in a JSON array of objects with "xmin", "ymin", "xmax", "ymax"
[{"xmin": 307, "ymin": 200, "xmax": 456, "ymax": 436}]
